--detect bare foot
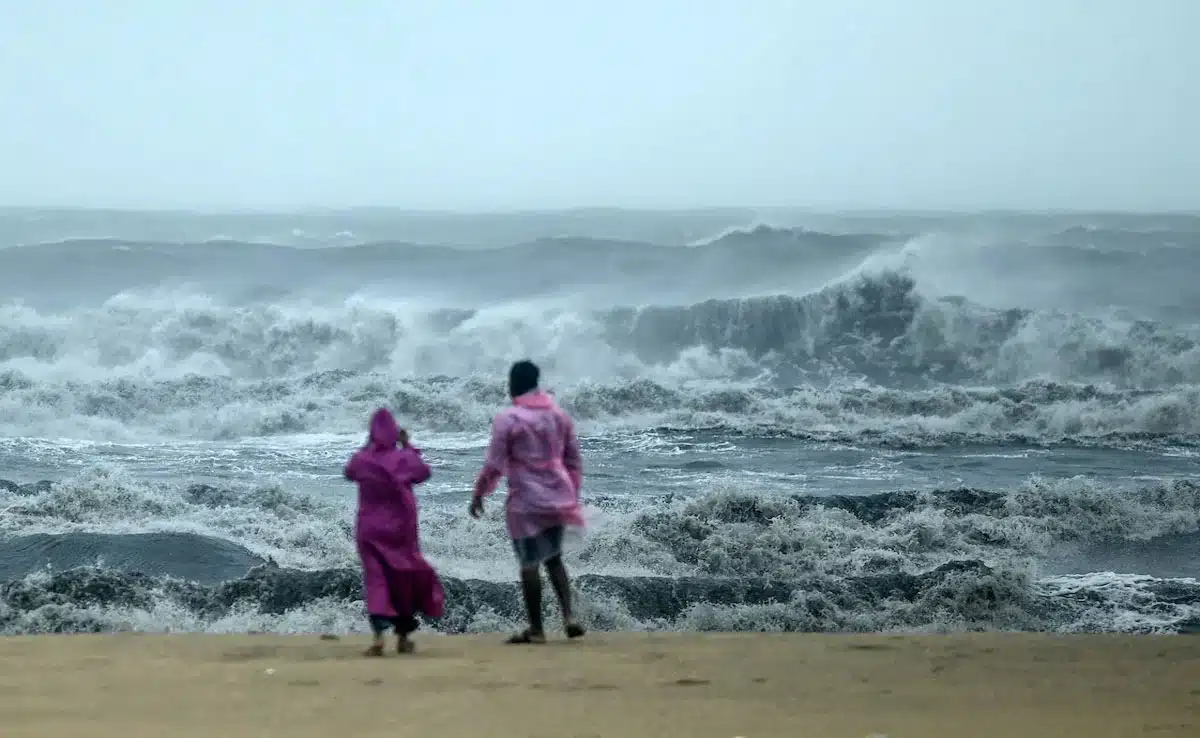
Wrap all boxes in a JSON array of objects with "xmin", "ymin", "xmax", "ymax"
[
  {"xmin": 397, "ymin": 637, "xmax": 415, "ymax": 654},
  {"xmin": 363, "ymin": 641, "xmax": 385, "ymax": 658}
]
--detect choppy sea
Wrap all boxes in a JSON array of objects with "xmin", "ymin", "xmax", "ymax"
[{"xmin": 1, "ymin": 208, "xmax": 1197, "ymax": 635}]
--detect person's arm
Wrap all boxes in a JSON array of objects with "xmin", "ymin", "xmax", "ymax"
[
  {"xmin": 472, "ymin": 415, "xmax": 509, "ymax": 500},
  {"xmin": 343, "ymin": 452, "xmax": 363, "ymax": 482},
  {"xmin": 560, "ymin": 414, "xmax": 583, "ymax": 496},
  {"xmin": 399, "ymin": 448, "xmax": 432, "ymax": 486}
]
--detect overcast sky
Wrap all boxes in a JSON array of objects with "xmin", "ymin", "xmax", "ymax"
[{"xmin": 1, "ymin": 1, "xmax": 1196, "ymax": 211}]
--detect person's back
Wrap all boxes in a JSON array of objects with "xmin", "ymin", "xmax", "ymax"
[
  {"xmin": 351, "ymin": 445, "xmax": 427, "ymax": 545},
  {"xmin": 490, "ymin": 389, "xmax": 583, "ymax": 537}
]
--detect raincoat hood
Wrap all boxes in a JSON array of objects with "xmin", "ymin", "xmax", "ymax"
[{"xmin": 368, "ymin": 408, "xmax": 400, "ymax": 449}]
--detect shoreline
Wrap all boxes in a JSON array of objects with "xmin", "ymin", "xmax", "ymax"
[{"xmin": 2, "ymin": 632, "xmax": 1197, "ymax": 737}]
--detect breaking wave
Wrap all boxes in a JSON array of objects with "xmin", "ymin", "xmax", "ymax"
[{"xmin": 1, "ymin": 264, "xmax": 1198, "ymax": 446}]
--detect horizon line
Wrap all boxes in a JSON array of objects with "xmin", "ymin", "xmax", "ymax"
[{"xmin": 1, "ymin": 204, "xmax": 1198, "ymax": 217}]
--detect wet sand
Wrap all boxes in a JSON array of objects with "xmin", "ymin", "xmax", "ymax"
[{"xmin": 1, "ymin": 632, "xmax": 1197, "ymax": 737}]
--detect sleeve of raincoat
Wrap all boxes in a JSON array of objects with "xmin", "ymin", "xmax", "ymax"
[
  {"xmin": 472, "ymin": 414, "xmax": 510, "ymax": 500},
  {"xmin": 343, "ymin": 450, "xmax": 365, "ymax": 482},
  {"xmin": 396, "ymin": 447, "xmax": 432, "ymax": 486},
  {"xmin": 559, "ymin": 411, "xmax": 583, "ymax": 496}
]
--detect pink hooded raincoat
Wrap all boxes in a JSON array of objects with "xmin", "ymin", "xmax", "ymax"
[
  {"xmin": 472, "ymin": 389, "xmax": 585, "ymax": 540},
  {"xmin": 344, "ymin": 408, "xmax": 445, "ymax": 621}
]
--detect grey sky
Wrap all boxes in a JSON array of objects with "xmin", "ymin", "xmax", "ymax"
[{"xmin": 2, "ymin": 1, "xmax": 1196, "ymax": 211}]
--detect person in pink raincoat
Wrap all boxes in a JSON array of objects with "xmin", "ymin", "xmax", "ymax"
[
  {"xmin": 344, "ymin": 408, "xmax": 445, "ymax": 656},
  {"xmin": 470, "ymin": 359, "xmax": 587, "ymax": 644}
]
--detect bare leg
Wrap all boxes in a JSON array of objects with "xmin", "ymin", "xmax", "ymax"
[
  {"xmin": 545, "ymin": 555, "xmax": 573, "ymax": 622},
  {"xmin": 507, "ymin": 565, "xmax": 547, "ymax": 643},
  {"xmin": 395, "ymin": 615, "xmax": 417, "ymax": 654},
  {"xmin": 365, "ymin": 615, "xmax": 389, "ymax": 656},
  {"xmin": 520, "ymin": 565, "xmax": 545, "ymax": 635},
  {"xmin": 546, "ymin": 555, "xmax": 585, "ymax": 638}
]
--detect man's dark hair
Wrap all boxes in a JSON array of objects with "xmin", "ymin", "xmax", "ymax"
[{"xmin": 508, "ymin": 359, "xmax": 540, "ymax": 398}]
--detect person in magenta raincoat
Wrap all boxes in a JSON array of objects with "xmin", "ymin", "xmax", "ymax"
[
  {"xmin": 344, "ymin": 408, "xmax": 445, "ymax": 656},
  {"xmin": 470, "ymin": 360, "xmax": 587, "ymax": 644}
]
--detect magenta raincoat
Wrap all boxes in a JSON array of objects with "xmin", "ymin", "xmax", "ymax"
[
  {"xmin": 472, "ymin": 389, "xmax": 585, "ymax": 540},
  {"xmin": 344, "ymin": 408, "xmax": 445, "ymax": 620}
]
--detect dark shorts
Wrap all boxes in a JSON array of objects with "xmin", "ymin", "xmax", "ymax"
[{"xmin": 511, "ymin": 525, "xmax": 565, "ymax": 569}]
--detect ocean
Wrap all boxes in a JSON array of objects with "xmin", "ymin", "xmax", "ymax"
[{"xmin": 0, "ymin": 207, "xmax": 1197, "ymax": 636}]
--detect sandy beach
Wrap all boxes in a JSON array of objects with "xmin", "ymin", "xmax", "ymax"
[{"xmin": 0, "ymin": 632, "xmax": 1195, "ymax": 737}]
